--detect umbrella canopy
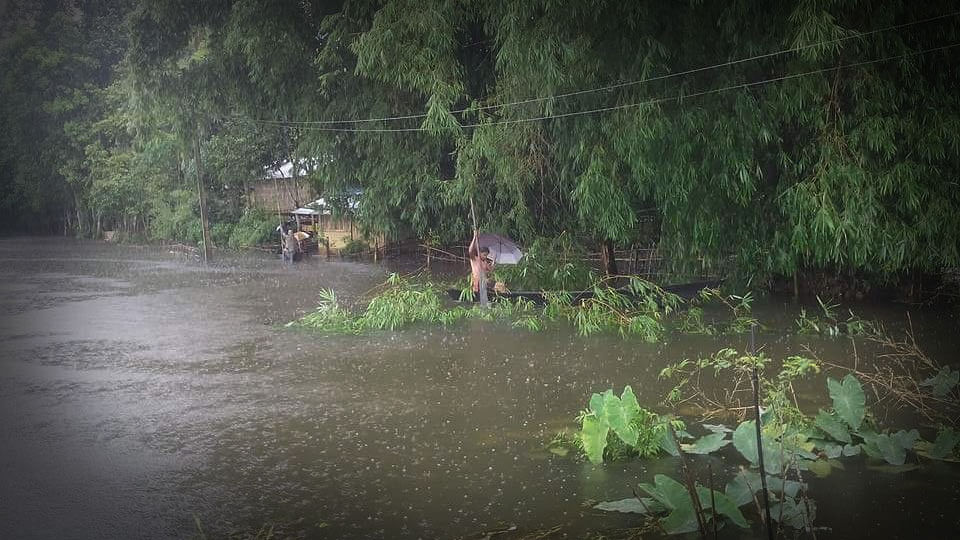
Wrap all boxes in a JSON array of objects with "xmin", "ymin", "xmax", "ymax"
[{"xmin": 476, "ymin": 233, "xmax": 523, "ymax": 265}]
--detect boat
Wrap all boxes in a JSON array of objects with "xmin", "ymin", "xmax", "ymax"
[{"xmin": 447, "ymin": 280, "xmax": 723, "ymax": 304}]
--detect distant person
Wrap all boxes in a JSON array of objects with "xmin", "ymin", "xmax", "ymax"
[
  {"xmin": 282, "ymin": 228, "xmax": 298, "ymax": 266},
  {"xmin": 468, "ymin": 230, "xmax": 494, "ymax": 302}
]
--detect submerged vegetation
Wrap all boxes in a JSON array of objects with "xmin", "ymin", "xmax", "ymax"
[
  {"xmin": 583, "ymin": 341, "xmax": 960, "ymax": 536},
  {"xmin": 290, "ymin": 273, "xmax": 686, "ymax": 341}
]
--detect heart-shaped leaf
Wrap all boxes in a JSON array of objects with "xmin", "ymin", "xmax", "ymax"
[
  {"xmin": 828, "ymin": 374, "xmax": 865, "ymax": 431},
  {"xmin": 815, "ymin": 409, "xmax": 851, "ymax": 443},
  {"xmin": 697, "ymin": 486, "xmax": 750, "ymax": 528},
  {"xmin": 733, "ymin": 420, "xmax": 782, "ymax": 474},
  {"xmin": 920, "ymin": 367, "xmax": 958, "ymax": 397},
  {"xmin": 928, "ymin": 427, "xmax": 960, "ymax": 459},
  {"xmin": 681, "ymin": 432, "xmax": 731, "ymax": 454},
  {"xmin": 580, "ymin": 415, "xmax": 609, "ymax": 464}
]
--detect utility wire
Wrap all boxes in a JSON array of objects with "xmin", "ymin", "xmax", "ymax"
[
  {"xmin": 243, "ymin": 10, "xmax": 959, "ymax": 126},
  {"xmin": 233, "ymin": 42, "xmax": 959, "ymax": 133}
]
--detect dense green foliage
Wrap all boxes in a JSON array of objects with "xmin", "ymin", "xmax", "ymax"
[
  {"xmin": 292, "ymin": 274, "xmax": 682, "ymax": 341},
  {"xmin": 577, "ymin": 386, "xmax": 680, "ymax": 464},
  {"xmin": 492, "ymin": 234, "xmax": 595, "ymax": 290},
  {"xmin": 2, "ymin": 1, "xmax": 960, "ymax": 287},
  {"xmin": 590, "ymin": 362, "xmax": 960, "ymax": 534}
]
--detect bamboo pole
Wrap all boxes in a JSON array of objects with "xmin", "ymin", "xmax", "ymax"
[
  {"xmin": 751, "ymin": 325, "xmax": 775, "ymax": 540},
  {"xmin": 274, "ymin": 176, "xmax": 284, "ymax": 256},
  {"xmin": 194, "ymin": 124, "xmax": 212, "ymax": 264}
]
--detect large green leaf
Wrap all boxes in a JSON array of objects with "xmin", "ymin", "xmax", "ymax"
[
  {"xmin": 920, "ymin": 367, "xmax": 959, "ymax": 397},
  {"xmin": 601, "ymin": 388, "xmax": 639, "ymax": 446},
  {"xmin": 589, "ymin": 391, "xmax": 607, "ymax": 416},
  {"xmin": 767, "ymin": 476, "xmax": 804, "ymax": 498},
  {"xmin": 680, "ymin": 432, "xmax": 731, "ymax": 454},
  {"xmin": 640, "ymin": 475, "xmax": 699, "ymax": 534},
  {"xmin": 640, "ymin": 474, "xmax": 692, "ymax": 510},
  {"xmin": 771, "ymin": 498, "xmax": 816, "ymax": 530},
  {"xmin": 733, "ymin": 420, "xmax": 782, "ymax": 474},
  {"xmin": 594, "ymin": 497, "xmax": 665, "ymax": 514},
  {"xmin": 827, "ymin": 374, "xmax": 865, "ymax": 430},
  {"xmin": 928, "ymin": 427, "xmax": 960, "ymax": 459},
  {"xmin": 819, "ymin": 442, "xmax": 843, "ymax": 459},
  {"xmin": 891, "ymin": 429, "xmax": 919, "ymax": 450},
  {"xmin": 580, "ymin": 415, "xmax": 609, "ymax": 464},
  {"xmin": 814, "ymin": 410, "xmax": 851, "ymax": 443},
  {"xmin": 659, "ymin": 428, "xmax": 681, "ymax": 457},
  {"xmin": 862, "ymin": 432, "xmax": 907, "ymax": 465},
  {"xmin": 697, "ymin": 486, "xmax": 750, "ymax": 528},
  {"xmin": 620, "ymin": 385, "xmax": 641, "ymax": 419},
  {"xmin": 661, "ymin": 503, "xmax": 699, "ymax": 534},
  {"xmin": 842, "ymin": 443, "xmax": 862, "ymax": 457},
  {"xmin": 725, "ymin": 469, "xmax": 761, "ymax": 506}
]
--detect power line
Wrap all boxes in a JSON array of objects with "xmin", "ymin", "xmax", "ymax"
[
  {"xmin": 243, "ymin": 10, "xmax": 960, "ymax": 126},
  {"xmin": 234, "ymin": 42, "xmax": 959, "ymax": 133}
]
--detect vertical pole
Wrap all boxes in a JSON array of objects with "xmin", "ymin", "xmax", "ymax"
[
  {"xmin": 478, "ymin": 269, "xmax": 488, "ymax": 307},
  {"xmin": 274, "ymin": 176, "xmax": 284, "ymax": 256},
  {"xmin": 751, "ymin": 325, "xmax": 775, "ymax": 540},
  {"xmin": 194, "ymin": 124, "xmax": 212, "ymax": 264}
]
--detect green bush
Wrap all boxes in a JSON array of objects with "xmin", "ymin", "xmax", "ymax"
[
  {"xmin": 227, "ymin": 208, "xmax": 275, "ymax": 249},
  {"xmin": 340, "ymin": 238, "xmax": 371, "ymax": 256},
  {"xmin": 149, "ymin": 189, "xmax": 202, "ymax": 244},
  {"xmin": 210, "ymin": 222, "xmax": 234, "ymax": 248}
]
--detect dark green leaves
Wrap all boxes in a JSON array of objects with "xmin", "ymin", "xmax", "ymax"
[
  {"xmin": 815, "ymin": 410, "xmax": 851, "ymax": 443},
  {"xmin": 733, "ymin": 420, "xmax": 783, "ymax": 475},
  {"xmin": 827, "ymin": 374, "xmax": 866, "ymax": 431},
  {"xmin": 920, "ymin": 367, "xmax": 959, "ymax": 398},
  {"xmin": 680, "ymin": 432, "xmax": 731, "ymax": 454},
  {"xmin": 922, "ymin": 427, "xmax": 960, "ymax": 460}
]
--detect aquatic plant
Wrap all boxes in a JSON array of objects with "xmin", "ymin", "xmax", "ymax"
[
  {"xmin": 358, "ymin": 274, "xmax": 446, "ymax": 331},
  {"xmin": 289, "ymin": 289, "xmax": 358, "ymax": 333},
  {"xmin": 795, "ymin": 296, "xmax": 874, "ymax": 337},
  {"xmin": 291, "ymin": 274, "xmax": 686, "ymax": 340},
  {"xmin": 679, "ymin": 288, "xmax": 758, "ymax": 334},
  {"xmin": 292, "ymin": 274, "xmax": 524, "ymax": 333},
  {"xmin": 576, "ymin": 386, "xmax": 678, "ymax": 464}
]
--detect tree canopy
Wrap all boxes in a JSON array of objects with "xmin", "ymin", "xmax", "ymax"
[{"xmin": 2, "ymin": 0, "xmax": 958, "ymax": 284}]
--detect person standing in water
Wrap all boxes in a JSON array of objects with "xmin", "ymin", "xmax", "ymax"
[
  {"xmin": 468, "ymin": 230, "xmax": 494, "ymax": 305},
  {"xmin": 282, "ymin": 227, "xmax": 298, "ymax": 266}
]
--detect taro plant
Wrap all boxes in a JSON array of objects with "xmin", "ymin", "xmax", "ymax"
[
  {"xmin": 593, "ymin": 357, "xmax": 960, "ymax": 537},
  {"xmin": 578, "ymin": 386, "xmax": 678, "ymax": 464}
]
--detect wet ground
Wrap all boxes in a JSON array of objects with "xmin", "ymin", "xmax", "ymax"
[{"xmin": 0, "ymin": 237, "xmax": 957, "ymax": 539}]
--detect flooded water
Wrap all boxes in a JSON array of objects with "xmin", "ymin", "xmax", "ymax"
[{"xmin": 0, "ymin": 237, "xmax": 957, "ymax": 539}]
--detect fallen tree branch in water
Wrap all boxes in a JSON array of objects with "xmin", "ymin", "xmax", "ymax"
[{"xmin": 808, "ymin": 321, "xmax": 958, "ymax": 427}]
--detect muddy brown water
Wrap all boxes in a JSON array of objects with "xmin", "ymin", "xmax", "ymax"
[{"xmin": 0, "ymin": 237, "xmax": 957, "ymax": 539}]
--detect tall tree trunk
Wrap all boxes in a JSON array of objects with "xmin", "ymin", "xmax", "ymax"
[
  {"xmin": 74, "ymin": 192, "xmax": 84, "ymax": 237},
  {"xmin": 601, "ymin": 239, "xmax": 618, "ymax": 276},
  {"xmin": 195, "ymin": 125, "xmax": 213, "ymax": 263}
]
